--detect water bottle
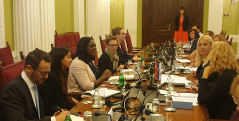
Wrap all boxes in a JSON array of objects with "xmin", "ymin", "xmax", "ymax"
[
  {"xmin": 146, "ymin": 46, "xmax": 149, "ymax": 54},
  {"xmin": 164, "ymin": 91, "xmax": 176, "ymax": 112},
  {"xmin": 119, "ymin": 72, "xmax": 124, "ymax": 87},
  {"xmin": 65, "ymin": 114, "xmax": 72, "ymax": 121},
  {"xmin": 92, "ymin": 88, "xmax": 101, "ymax": 108}
]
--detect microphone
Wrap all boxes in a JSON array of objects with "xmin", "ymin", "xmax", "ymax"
[
  {"xmin": 134, "ymin": 104, "xmax": 146, "ymax": 121},
  {"xmin": 94, "ymin": 111, "xmax": 112, "ymax": 121}
]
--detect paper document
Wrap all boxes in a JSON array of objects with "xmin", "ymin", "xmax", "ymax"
[
  {"xmin": 108, "ymin": 75, "xmax": 135, "ymax": 81},
  {"xmin": 161, "ymin": 74, "xmax": 191, "ymax": 84},
  {"xmin": 85, "ymin": 88, "xmax": 120, "ymax": 97},
  {"xmin": 120, "ymin": 69, "xmax": 135, "ymax": 73},
  {"xmin": 176, "ymin": 59, "xmax": 191, "ymax": 63},
  {"xmin": 70, "ymin": 115, "xmax": 84, "ymax": 121}
]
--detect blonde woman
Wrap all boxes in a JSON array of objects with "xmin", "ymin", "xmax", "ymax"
[
  {"xmin": 198, "ymin": 41, "xmax": 238, "ymax": 120},
  {"xmin": 230, "ymin": 76, "xmax": 239, "ymax": 121}
]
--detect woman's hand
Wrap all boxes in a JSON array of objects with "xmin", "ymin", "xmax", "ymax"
[
  {"xmin": 102, "ymin": 69, "xmax": 111, "ymax": 78},
  {"xmin": 190, "ymin": 86, "xmax": 198, "ymax": 93},
  {"xmin": 202, "ymin": 66, "xmax": 211, "ymax": 79},
  {"xmin": 117, "ymin": 65, "xmax": 125, "ymax": 71}
]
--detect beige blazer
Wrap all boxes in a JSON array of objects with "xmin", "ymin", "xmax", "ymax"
[{"xmin": 67, "ymin": 58, "xmax": 96, "ymax": 93}]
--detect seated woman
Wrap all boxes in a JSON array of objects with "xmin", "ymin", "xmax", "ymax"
[
  {"xmin": 189, "ymin": 34, "xmax": 225, "ymax": 65},
  {"xmin": 68, "ymin": 37, "xmax": 111, "ymax": 93},
  {"xmin": 190, "ymin": 35, "xmax": 213, "ymax": 92},
  {"xmin": 212, "ymin": 34, "xmax": 226, "ymax": 42},
  {"xmin": 230, "ymin": 76, "xmax": 239, "ymax": 121},
  {"xmin": 198, "ymin": 41, "xmax": 238, "ymax": 120},
  {"xmin": 98, "ymin": 35, "xmax": 125, "ymax": 74},
  {"xmin": 184, "ymin": 29, "xmax": 200, "ymax": 53},
  {"xmin": 112, "ymin": 27, "xmax": 141, "ymax": 64},
  {"xmin": 38, "ymin": 47, "xmax": 79, "ymax": 116}
]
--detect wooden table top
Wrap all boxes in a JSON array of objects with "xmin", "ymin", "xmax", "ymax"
[{"xmin": 70, "ymin": 44, "xmax": 210, "ymax": 121}]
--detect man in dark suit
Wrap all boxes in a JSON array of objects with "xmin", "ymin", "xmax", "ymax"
[{"xmin": 0, "ymin": 48, "xmax": 69, "ymax": 121}]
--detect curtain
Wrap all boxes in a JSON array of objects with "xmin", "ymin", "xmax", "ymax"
[
  {"xmin": 86, "ymin": 0, "xmax": 110, "ymax": 56},
  {"xmin": 124, "ymin": 0, "xmax": 137, "ymax": 47},
  {"xmin": 13, "ymin": 0, "xmax": 55, "ymax": 61},
  {"xmin": 74, "ymin": 0, "xmax": 85, "ymax": 37},
  {"xmin": 0, "ymin": 0, "xmax": 5, "ymax": 48},
  {"xmin": 208, "ymin": 0, "xmax": 223, "ymax": 34}
]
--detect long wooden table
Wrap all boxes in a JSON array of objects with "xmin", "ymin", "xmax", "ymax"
[{"xmin": 70, "ymin": 44, "xmax": 210, "ymax": 121}]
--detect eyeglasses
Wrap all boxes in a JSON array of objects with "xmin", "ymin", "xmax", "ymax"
[
  {"xmin": 108, "ymin": 44, "xmax": 118, "ymax": 48},
  {"xmin": 232, "ymin": 96, "xmax": 239, "ymax": 105},
  {"xmin": 35, "ymin": 69, "xmax": 51, "ymax": 76}
]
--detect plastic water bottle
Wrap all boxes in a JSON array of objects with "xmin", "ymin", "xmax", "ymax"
[
  {"xmin": 146, "ymin": 46, "xmax": 149, "ymax": 54},
  {"xmin": 119, "ymin": 72, "xmax": 124, "ymax": 87},
  {"xmin": 164, "ymin": 91, "xmax": 176, "ymax": 112},
  {"xmin": 65, "ymin": 114, "xmax": 72, "ymax": 121}
]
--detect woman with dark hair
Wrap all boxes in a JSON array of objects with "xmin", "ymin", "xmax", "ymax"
[
  {"xmin": 98, "ymin": 35, "xmax": 125, "ymax": 74},
  {"xmin": 184, "ymin": 29, "xmax": 200, "ymax": 53},
  {"xmin": 174, "ymin": 7, "xmax": 189, "ymax": 43},
  {"xmin": 112, "ymin": 27, "xmax": 141, "ymax": 64},
  {"xmin": 68, "ymin": 37, "xmax": 111, "ymax": 93},
  {"xmin": 39, "ymin": 47, "xmax": 78, "ymax": 116}
]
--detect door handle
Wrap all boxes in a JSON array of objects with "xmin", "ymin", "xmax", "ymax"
[{"xmin": 166, "ymin": 23, "xmax": 171, "ymax": 31}]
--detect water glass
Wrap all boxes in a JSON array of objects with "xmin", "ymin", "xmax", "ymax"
[{"xmin": 84, "ymin": 111, "xmax": 92, "ymax": 121}]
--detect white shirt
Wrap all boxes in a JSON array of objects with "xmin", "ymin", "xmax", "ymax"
[
  {"xmin": 21, "ymin": 71, "xmax": 56, "ymax": 121},
  {"xmin": 199, "ymin": 32, "xmax": 204, "ymax": 37}
]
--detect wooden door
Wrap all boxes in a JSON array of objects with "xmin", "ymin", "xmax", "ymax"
[{"xmin": 142, "ymin": 0, "xmax": 204, "ymax": 46}]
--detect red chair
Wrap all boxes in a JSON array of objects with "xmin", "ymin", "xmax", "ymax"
[
  {"xmin": 0, "ymin": 60, "xmax": 25, "ymax": 91},
  {"xmin": 125, "ymin": 29, "xmax": 142, "ymax": 52},
  {"xmin": 99, "ymin": 34, "xmax": 107, "ymax": 53},
  {"xmin": 0, "ymin": 42, "xmax": 14, "ymax": 67}
]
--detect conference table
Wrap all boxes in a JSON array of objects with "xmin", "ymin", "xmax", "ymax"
[{"xmin": 70, "ymin": 43, "xmax": 211, "ymax": 121}]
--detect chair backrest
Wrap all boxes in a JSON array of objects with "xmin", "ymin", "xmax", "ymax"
[
  {"xmin": 121, "ymin": 40, "xmax": 127, "ymax": 52},
  {"xmin": 0, "ymin": 60, "xmax": 25, "ymax": 89},
  {"xmin": 125, "ymin": 29, "xmax": 133, "ymax": 51},
  {"xmin": 99, "ymin": 35, "xmax": 107, "ymax": 53},
  {"xmin": 0, "ymin": 42, "xmax": 14, "ymax": 67}
]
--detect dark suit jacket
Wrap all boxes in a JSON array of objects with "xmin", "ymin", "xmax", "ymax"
[
  {"xmin": 198, "ymin": 70, "xmax": 237, "ymax": 120},
  {"xmin": 38, "ymin": 71, "xmax": 72, "ymax": 116},
  {"xmin": 175, "ymin": 15, "xmax": 189, "ymax": 31},
  {"xmin": 117, "ymin": 44, "xmax": 132, "ymax": 64},
  {"xmin": 0, "ymin": 75, "xmax": 50, "ymax": 121},
  {"xmin": 98, "ymin": 52, "xmax": 121, "ymax": 74},
  {"xmin": 184, "ymin": 38, "xmax": 198, "ymax": 53}
]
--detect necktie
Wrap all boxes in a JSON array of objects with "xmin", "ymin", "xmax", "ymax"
[{"xmin": 33, "ymin": 85, "xmax": 40, "ymax": 119}]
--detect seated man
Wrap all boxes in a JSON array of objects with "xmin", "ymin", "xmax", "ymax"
[{"xmin": 0, "ymin": 48, "xmax": 69, "ymax": 121}]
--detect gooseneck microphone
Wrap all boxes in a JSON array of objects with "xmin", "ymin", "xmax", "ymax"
[
  {"xmin": 134, "ymin": 104, "xmax": 146, "ymax": 121},
  {"xmin": 94, "ymin": 111, "xmax": 112, "ymax": 121}
]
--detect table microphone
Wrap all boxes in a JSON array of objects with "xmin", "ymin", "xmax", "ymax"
[
  {"xmin": 134, "ymin": 104, "xmax": 146, "ymax": 121},
  {"xmin": 94, "ymin": 111, "xmax": 112, "ymax": 121}
]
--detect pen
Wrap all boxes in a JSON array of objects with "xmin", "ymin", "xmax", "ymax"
[{"xmin": 57, "ymin": 106, "xmax": 62, "ymax": 112}]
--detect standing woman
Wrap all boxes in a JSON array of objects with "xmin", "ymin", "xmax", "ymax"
[
  {"xmin": 112, "ymin": 27, "xmax": 141, "ymax": 64},
  {"xmin": 39, "ymin": 47, "xmax": 78, "ymax": 116},
  {"xmin": 198, "ymin": 41, "xmax": 238, "ymax": 120},
  {"xmin": 174, "ymin": 7, "xmax": 189, "ymax": 43},
  {"xmin": 68, "ymin": 37, "xmax": 111, "ymax": 94}
]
